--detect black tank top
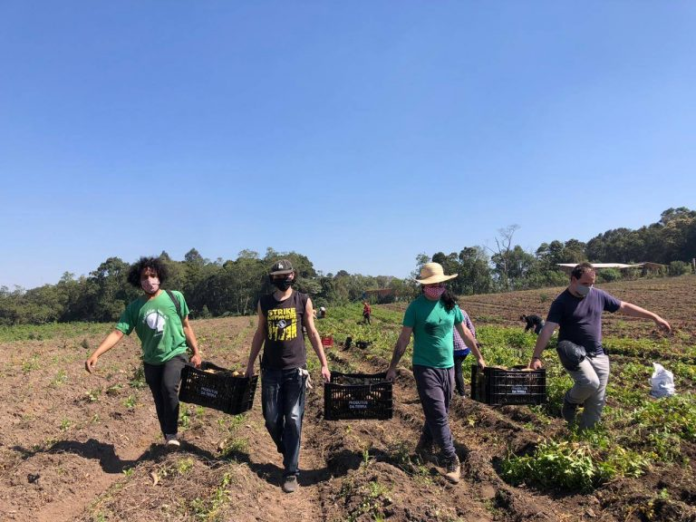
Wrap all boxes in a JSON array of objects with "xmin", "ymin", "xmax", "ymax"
[{"xmin": 259, "ymin": 290, "xmax": 308, "ymax": 370}]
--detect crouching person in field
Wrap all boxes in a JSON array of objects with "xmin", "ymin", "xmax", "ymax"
[
  {"xmin": 245, "ymin": 259, "xmax": 331, "ymax": 494},
  {"xmin": 386, "ymin": 262, "xmax": 485, "ymax": 484},
  {"xmin": 85, "ymin": 256, "xmax": 202, "ymax": 447},
  {"xmin": 529, "ymin": 262, "xmax": 671, "ymax": 430}
]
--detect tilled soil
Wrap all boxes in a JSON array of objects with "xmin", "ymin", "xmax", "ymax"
[{"xmin": 1, "ymin": 301, "xmax": 695, "ymax": 521}]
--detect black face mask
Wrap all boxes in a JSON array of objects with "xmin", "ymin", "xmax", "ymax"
[{"xmin": 271, "ymin": 276, "xmax": 293, "ymax": 291}]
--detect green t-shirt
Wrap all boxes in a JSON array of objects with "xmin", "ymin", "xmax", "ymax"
[
  {"xmin": 403, "ymin": 296, "xmax": 463, "ymax": 368},
  {"xmin": 115, "ymin": 290, "xmax": 190, "ymax": 365}
]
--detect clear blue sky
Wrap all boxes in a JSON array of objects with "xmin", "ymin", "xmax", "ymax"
[{"xmin": 2, "ymin": 2, "xmax": 695, "ymax": 289}]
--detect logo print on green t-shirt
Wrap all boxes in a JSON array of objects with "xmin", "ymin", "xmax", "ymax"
[{"xmin": 144, "ymin": 310, "xmax": 166, "ymax": 336}]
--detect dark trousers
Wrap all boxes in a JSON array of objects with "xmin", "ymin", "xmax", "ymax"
[
  {"xmin": 413, "ymin": 365, "xmax": 456, "ymax": 460},
  {"xmin": 262, "ymin": 368, "xmax": 307, "ymax": 477},
  {"xmin": 144, "ymin": 355, "xmax": 187, "ymax": 436},
  {"xmin": 363, "ymin": 313, "xmax": 371, "ymax": 325},
  {"xmin": 453, "ymin": 354, "xmax": 469, "ymax": 397}
]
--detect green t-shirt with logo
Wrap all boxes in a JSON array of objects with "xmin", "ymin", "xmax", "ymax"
[
  {"xmin": 403, "ymin": 295, "xmax": 463, "ymax": 368},
  {"xmin": 115, "ymin": 290, "xmax": 190, "ymax": 365}
]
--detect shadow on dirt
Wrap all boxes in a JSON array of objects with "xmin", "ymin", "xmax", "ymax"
[
  {"xmin": 12, "ymin": 439, "xmax": 167, "ymax": 474},
  {"xmin": 177, "ymin": 442, "xmax": 349, "ymax": 488}
]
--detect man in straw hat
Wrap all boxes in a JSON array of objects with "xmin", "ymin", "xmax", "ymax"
[
  {"xmin": 529, "ymin": 262, "xmax": 671, "ymax": 429},
  {"xmin": 387, "ymin": 262, "xmax": 485, "ymax": 484},
  {"xmin": 245, "ymin": 259, "xmax": 331, "ymax": 493}
]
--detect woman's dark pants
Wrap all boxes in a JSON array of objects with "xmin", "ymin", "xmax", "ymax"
[{"xmin": 413, "ymin": 365, "xmax": 456, "ymax": 460}]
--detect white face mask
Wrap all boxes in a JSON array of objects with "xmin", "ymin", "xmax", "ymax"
[{"xmin": 575, "ymin": 284, "xmax": 591, "ymax": 298}]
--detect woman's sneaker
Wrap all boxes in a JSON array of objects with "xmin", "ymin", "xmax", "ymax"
[
  {"xmin": 164, "ymin": 434, "xmax": 180, "ymax": 448},
  {"xmin": 444, "ymin": 454, "xmax": 461, "ymax": 484}
]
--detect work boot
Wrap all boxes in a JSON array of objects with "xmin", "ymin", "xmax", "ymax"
[
  {"xmin": 282, "ymin": 475, "xmax": 298, "ymax": 493},
  {"xmin": 444, "ymin": 454, "xmax": 461, "ymax": 484},
  {"xmin": 562, "ymin": 398, "xmax": 579, "ymax": 424}
]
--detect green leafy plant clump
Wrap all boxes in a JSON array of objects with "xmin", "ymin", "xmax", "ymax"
[
  {"xmin": 500, "ymin": 439, "xmax": 649, "ymax": 493},
  {"xmin": 630, "ymin": 394, "xmax": 696, "ymax": 444},
  {"xmin": 501, "ymin": 441, "xmax": 599, "ymax": 492}
]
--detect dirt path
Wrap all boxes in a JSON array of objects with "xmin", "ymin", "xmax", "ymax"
[
  {"xmin": 331, "ymin": 348, "xmax": 612, "ymax": 522},
  {"xmin": 5, "ymin": 311, "xmax": 694, "ymax": 521},
  {"xmin": 0, "ymin": 336, "xmax": 164, "ymax": 522},
  {"xmin": 67, "ymin": 317, "xmax": 332, "ymax": 522}
]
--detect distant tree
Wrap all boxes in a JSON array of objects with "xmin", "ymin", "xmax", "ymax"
[
  {"xmin": 411, "ymin": 252, "xmax": 430, "ymax": 280},
  {"xmin": 668, "ymin": 261, "xmax": 692, "ymax": 276},
  {"xmin": 488, "ymin": 225, "xmax": 520, "ymax": 291},
  {"xmin": 457, "ymin": 247, "xmax": 492, "ymax": 295},
  {"xmin": 184, "ymin": 248, "xmax": 205, "ymax": 265},
  {"xmin": 597, "ymin": 268, "xmax": 622, "ymax": 283}
]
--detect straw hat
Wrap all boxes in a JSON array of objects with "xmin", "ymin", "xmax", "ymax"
[{"xmin": 416, "ymin": 262, "xmax": 457, "ymax": 284}]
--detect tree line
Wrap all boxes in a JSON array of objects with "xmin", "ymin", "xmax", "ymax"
[
  {"xmin": 1, "ymin": 208, "xmax": 694, "ymax": 326},
  {"xmin": 426, "ymin": 207, "xmax": 696, "ymax": 295}
]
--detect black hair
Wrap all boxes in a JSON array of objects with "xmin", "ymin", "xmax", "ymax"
[
  {"xmin": 520, "ymin": 315, "xmax": 526, "ymax": 321},
  {"xmin": 441, "ymin": 289, "xmax": 457, "ymax": 312},
  {"xmin": 127, "ymin": 257, "xmax": 169, "ymax": 288},
  {"xmin": 571, "ymin": 262, "xmax": 594, "ymax": 281}
]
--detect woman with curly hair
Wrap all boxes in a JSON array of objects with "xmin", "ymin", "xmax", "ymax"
[{"xmin": 85, "ymin": 256, "xmax": 201, "ymax": 447}]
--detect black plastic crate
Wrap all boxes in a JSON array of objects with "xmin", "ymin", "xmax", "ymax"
[
  {"xmin": 471, "ymin": 365, "xmax": 546, "ymax": 406},
  {"xmin": 179, "ymin": 361, "xmax": 258, "ymax": 415},
  {"xmin": 324, "ymin": 371, "xmax": 393, "ymax": 420}
]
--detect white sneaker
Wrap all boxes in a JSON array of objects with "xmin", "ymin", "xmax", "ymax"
[{"xmin": 164, "ymin": 434, "xmax": 180, "ymax": 448}]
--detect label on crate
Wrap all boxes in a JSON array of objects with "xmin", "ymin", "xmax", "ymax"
[
  {"xmin": 199, "ymin": 386, "xmax": 219, "ymax": 399},
  {"xmin": 511, "ymin": 386, "xmax": 528, "ymax": 395},
  {"xmin": 349, "ymin": 400, "xmax": 368, "ymax": 409}
]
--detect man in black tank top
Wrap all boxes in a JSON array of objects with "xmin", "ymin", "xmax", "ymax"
[{"xmin": 245, "ymin": 259, "xmax": 331, "ymax": 493}]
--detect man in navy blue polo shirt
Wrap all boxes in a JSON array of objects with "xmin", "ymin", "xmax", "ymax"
[{"xmin": 529, "ymin": 262, "xmax": 671, "ymax": 429}]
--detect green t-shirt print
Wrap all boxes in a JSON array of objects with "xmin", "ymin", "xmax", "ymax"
[
  {"xmin": 403, "ymin": 296, "xmax": 463, "ymax": 369},
  {"xmin": 116, "ymin": 291, "xmax": 190, "ymax": 365}
]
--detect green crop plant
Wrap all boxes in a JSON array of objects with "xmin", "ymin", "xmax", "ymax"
[
  {"xmin": 22, "ymin": 355, "xmax": 41, "ymax": 373},
  {"xmin": 501, "ymin": 440, "xmax": 604, "ymax": 492},
  {"xmin": 188, "ymin": 472, "xmax": 232, "ymax": 521},
  {"xmin": 105, "ymin": 384, "xmax": 123, "ymax": 396},
  {"xmin": 350, "ymin": 479, "xmax": 393, "ymax": 522},
  {"xmin": 0, "ymin": 321, "xmax": 110, "ymax": 343},
  {"xmin": 51, "ymin": 369, "xmax": 68, "ymax": 386},
  {"xmin": 176, "ymin": 457, "xmax": 195, "ymax": 474},
  {"xmin": 128, "ymin": 366, "xmax": 147, "ymax": 389},
  {"xmin": 123, "ymin": 395, "xmax": 137, "ymax": 409},
  {"xmin": 179, "ymin": 408, "xmax": 192, "ymax": 428},
  {"xmin": 630, "ymin": 395, "xmax": 696, "ymax": 443},
  {"xmin": 86, "ymin": 388, "xmax": 102, "ymax": 403}
]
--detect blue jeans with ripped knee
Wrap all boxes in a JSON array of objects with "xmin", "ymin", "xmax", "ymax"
[{"xmin": 261, "ymin": 367, "xmax": 307, "ymax": 477}]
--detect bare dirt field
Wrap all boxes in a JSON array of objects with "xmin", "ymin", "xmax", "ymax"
[{"xmin": 1, "ymin": 275, "xmax": 695, "ymax": 521}]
